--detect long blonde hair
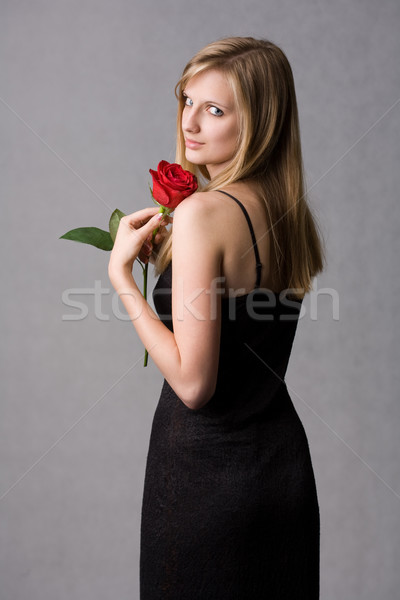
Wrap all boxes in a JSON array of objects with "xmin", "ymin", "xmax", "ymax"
[{"xmin": 155, "ymin": 36, "xmax": 325, "ymax": 296}]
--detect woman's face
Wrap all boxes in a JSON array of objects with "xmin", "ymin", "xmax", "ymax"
[{"xmin": 181, "ymin": 69, "xmax": 240, "ymax": 178}]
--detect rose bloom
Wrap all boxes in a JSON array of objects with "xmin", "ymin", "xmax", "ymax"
[{"xmin": 149, "ymin": 161, "xmax": 198, "ymax": 210}]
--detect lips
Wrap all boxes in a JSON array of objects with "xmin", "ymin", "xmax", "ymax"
[{"xmin": 185, "ymin": 138, "xmax": 204, "ymax": 149}]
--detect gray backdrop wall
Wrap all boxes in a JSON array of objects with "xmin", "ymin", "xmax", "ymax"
[{"xmin": 1, "ymin": 0, "xmax": 399, "ymax": 598}]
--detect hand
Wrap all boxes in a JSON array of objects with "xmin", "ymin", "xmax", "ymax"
[{"xmin": 108, "ymin": 207, "xmax": 170, "ymax": 280}]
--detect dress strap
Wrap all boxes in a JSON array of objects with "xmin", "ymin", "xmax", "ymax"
[{"xmin": 216, "ymin": 190, "xmax": 262, "ymax": 289}]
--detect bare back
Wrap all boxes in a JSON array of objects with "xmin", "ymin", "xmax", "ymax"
[{"xmin": 210, "ymin": 181, "xmax": 277, "ymax": 296}]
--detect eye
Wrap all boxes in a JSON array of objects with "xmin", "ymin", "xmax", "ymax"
[
  {"xmin": 183, "ymin": 95, "xmax": 193, "ymax": 107},
  {"xmin": 208, "ymin": 105, "xmax": 224, "ymax": 117}
]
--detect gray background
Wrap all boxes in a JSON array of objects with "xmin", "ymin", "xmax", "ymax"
[{"xmin": 1, "ymin": 0, "xmax": 399, "ymax": 598}]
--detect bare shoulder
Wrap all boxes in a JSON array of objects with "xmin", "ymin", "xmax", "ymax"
[
  {"xmin": 173, "ymin": 191, "xmax": 228, "ymax": 238},
  {"xmin": 174, "ymin": 190, "xmax": 227, "ymax": 220},
  {"xmin": 172, "ymin": 192, "xmax": 224, "ymax": 270},
  {"xmin": 173, "ymin": 185, "xmax": 264, "ymax": 246}
]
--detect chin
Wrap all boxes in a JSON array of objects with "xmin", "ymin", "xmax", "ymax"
[{"xmin": 185, "ymin": 150, "xmax": 203, "ymax": 165}]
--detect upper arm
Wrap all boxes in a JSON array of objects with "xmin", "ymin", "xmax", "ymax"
[{"xmin": 171, "ymin": 193, "xmax": 224, "ymax": 409}]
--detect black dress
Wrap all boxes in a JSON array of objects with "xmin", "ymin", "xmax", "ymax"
[{"xmin": 140, "ymin": 191, "xmax": 320, "ymax": 599}]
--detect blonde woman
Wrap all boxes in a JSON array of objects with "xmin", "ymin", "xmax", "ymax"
[{"xmin": 108, "ymin": 37, "xmax": 325, "ymax": 599}]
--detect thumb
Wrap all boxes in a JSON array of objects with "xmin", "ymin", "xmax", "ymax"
[
  {"xmin": 149, "ymin": 212, "xmax": 164, "ymax": 229},
  {"xmin": 141, "ymin": 212, "xmax": 164, "ymax": 238}
]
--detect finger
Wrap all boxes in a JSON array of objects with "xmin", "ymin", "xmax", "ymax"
[
  {"xmin": 153, "ymin": 230, "xmax": 167, "ymax": 245},
  {"xmin": 141, "ymin": 212, "xmax": 166, "ymax": 235},
  {"xmin": 138, "ymin": 249, "xmax": 150, "ymax": 263},
  {"xmin": 127, "ymin": 213, "xmax": 162, "ymax": 247},
  {"xmin": 151, "ymin": 220, "xmax": 169, "ymax": 237},
  {"xmin": 143, "ymin": 239, "xmax": 153, "ymax": 254},
  {"xmin": 139, "ymin": 239, "xmax": 153, "ymax": 259},
  {"xmin": 123, "ymin": 207, "xmax": 160, "ymax": 226}
]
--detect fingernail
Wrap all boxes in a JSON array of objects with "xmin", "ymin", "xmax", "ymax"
[{"xmin": 157, "ymin": 213, "xmax": 164, "ymax": 221}]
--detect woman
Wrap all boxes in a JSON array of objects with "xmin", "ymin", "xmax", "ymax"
[{"xmin": 108, "ymin": 37, "xmax": 324, "ymax": 599}]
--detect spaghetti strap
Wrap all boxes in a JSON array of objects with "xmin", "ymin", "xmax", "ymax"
[{"xmin": 216, "ymin": 190, "xmax": 262, "ymax": 288}]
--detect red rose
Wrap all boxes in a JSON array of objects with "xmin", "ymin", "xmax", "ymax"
[{"xmin": 149, "ymin": 160, "xmax": 198, "ymax": 210}]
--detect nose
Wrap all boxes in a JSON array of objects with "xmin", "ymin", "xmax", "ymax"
[{"xmin": 182, "ymin": 107, "xmax": 200, "ymax": 134}]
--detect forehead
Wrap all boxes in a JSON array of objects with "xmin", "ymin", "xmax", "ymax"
[{"xmin": 184, "ymin": 69, "xmax": 234, "ymax": 103}]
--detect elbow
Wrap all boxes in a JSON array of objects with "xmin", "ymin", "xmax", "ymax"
[{"xmin": 178, "ymin": 381, "xmax": 216, "ymax": 411}]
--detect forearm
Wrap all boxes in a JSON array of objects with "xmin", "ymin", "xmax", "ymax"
[{"xmin": 109, "ymin": 268, "xmax": 202, "ymax": 407}]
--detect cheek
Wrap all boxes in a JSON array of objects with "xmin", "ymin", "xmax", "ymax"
[
  {"xmin": 218, "ymin": 123, "xmax": 239, "ymax": 151},
  {"xmin": 219, "ymin": 116, "xmax": 238, "ymax": 139}
]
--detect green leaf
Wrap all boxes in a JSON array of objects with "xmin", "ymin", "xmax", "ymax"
[
  {"xmin": 109, "ymin": 208, "xmax": 126, "ymax": 242},
  {"xmin": 59, "ymin": 227, "xmax": 114, "ymax": 251}
]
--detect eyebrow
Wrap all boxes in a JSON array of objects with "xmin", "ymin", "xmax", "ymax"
[{"xmin": 182, "ymin": 90, "xmax": 231, "ymax": 111}]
